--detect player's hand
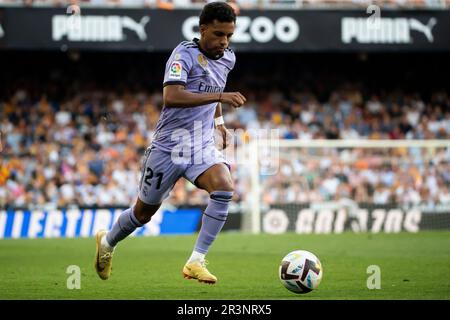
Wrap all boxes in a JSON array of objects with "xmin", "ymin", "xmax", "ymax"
[
  {"xmin": 219, "ymin": 92, "xmax": 246, "ymax": 108},
  {"xmin": 214, "ymin": 125, "xmax": 233, "ymax": 150}
]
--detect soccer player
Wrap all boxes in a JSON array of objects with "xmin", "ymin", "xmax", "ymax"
[{"xmin": 94, "ymin": 2, "xmax": 246, "ymax": 284}]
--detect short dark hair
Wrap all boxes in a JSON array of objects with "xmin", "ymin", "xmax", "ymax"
[{"xmin": 199, "ymin": 2, "xmax": 236, "ymax": 26}]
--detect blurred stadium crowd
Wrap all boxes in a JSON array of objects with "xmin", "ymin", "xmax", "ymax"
[
  {"xmin": 258, "ymin": 146, "xmax": 450, "ymax": 207},
  {"xmin": 1, "ymin": 53, "xmax": 449, "ymax": 209},
  {"xmin": 232, "ymin": 87, "xmax": 450, "ymax": 208},
  {"xmin": 0, "ymin": 0, "xmax": 449, "ymax": 9}
]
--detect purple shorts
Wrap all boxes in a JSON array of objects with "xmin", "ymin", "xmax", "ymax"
[{"xmin": 138, "ymin": 144, "xmax": 230, "ymax": 205}]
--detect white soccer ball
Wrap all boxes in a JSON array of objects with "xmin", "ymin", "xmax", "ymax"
[{"xmin": 279, "ymin": 250, "xmax": 323, "ymax": 294}]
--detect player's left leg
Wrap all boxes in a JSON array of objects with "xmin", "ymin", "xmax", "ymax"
[
  {"xmin": 183, "ymin": 158, "xmax": 234, "ymax": 284},
  {"xmin": 94, "ymin": 146, "xmax": 184, "ymax": 280},
  {"xmin": 94, "ymin": 199, "xmax": 161, "ymax": 280}
]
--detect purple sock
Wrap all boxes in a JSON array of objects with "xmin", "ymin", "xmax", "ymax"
[
  {"xmin": 194, "ymin": 191, "xmax": 233, "ymax": 255},
  {"xmin": 106, "ymin": 207, "xmax": 143, "ymax": 247}
]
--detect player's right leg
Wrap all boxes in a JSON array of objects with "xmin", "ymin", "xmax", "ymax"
[
  {"xmin": 182, "ymin": 154, "xmax": 233, "ymax": 284},
  {"xmin": 94, "ymin": 146, "xmax": 182, "ymax": 280}
]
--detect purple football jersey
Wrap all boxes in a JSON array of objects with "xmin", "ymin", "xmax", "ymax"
[{"xmin": 152, "ymin": 38, "xmax": 236, "ymax": 153}]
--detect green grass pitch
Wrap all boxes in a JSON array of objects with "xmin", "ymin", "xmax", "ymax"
[{"xmin": 0, "ymin": 231, "xmax": 449, "ymax": 300}]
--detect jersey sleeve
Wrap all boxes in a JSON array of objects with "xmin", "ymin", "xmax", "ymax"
[
  {"xmin": 163, "ymin": 45, "xmax": 193, "ymax": 87},
  {"xmin": 230, "ymin": 50, "xmax": 236, "ymax": 70}
]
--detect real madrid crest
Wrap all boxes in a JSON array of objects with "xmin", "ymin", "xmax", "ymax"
[{"xmin": 198, "ymin": 54, "xmax": 208, "ymax": 68}]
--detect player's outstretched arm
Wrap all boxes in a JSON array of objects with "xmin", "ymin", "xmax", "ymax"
[{"xmin": 163, "ymin": 85, "xmax": 246, "ymax": 108}]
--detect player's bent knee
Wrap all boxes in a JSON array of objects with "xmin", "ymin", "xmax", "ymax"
[
  {"xmin": 210, "ymin": 177, "xmax": 234, "ymax": 193},
  {"xmin": 134, "ymin": 208, "xmax": 156, "ymax": 224},
  {"xmin": 213, "ymin": 183, "xmax": 234, "ymax": 193},
  {"xmin": 134, "ymin": 199, "xmax": 161, "ymax": 224}
]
